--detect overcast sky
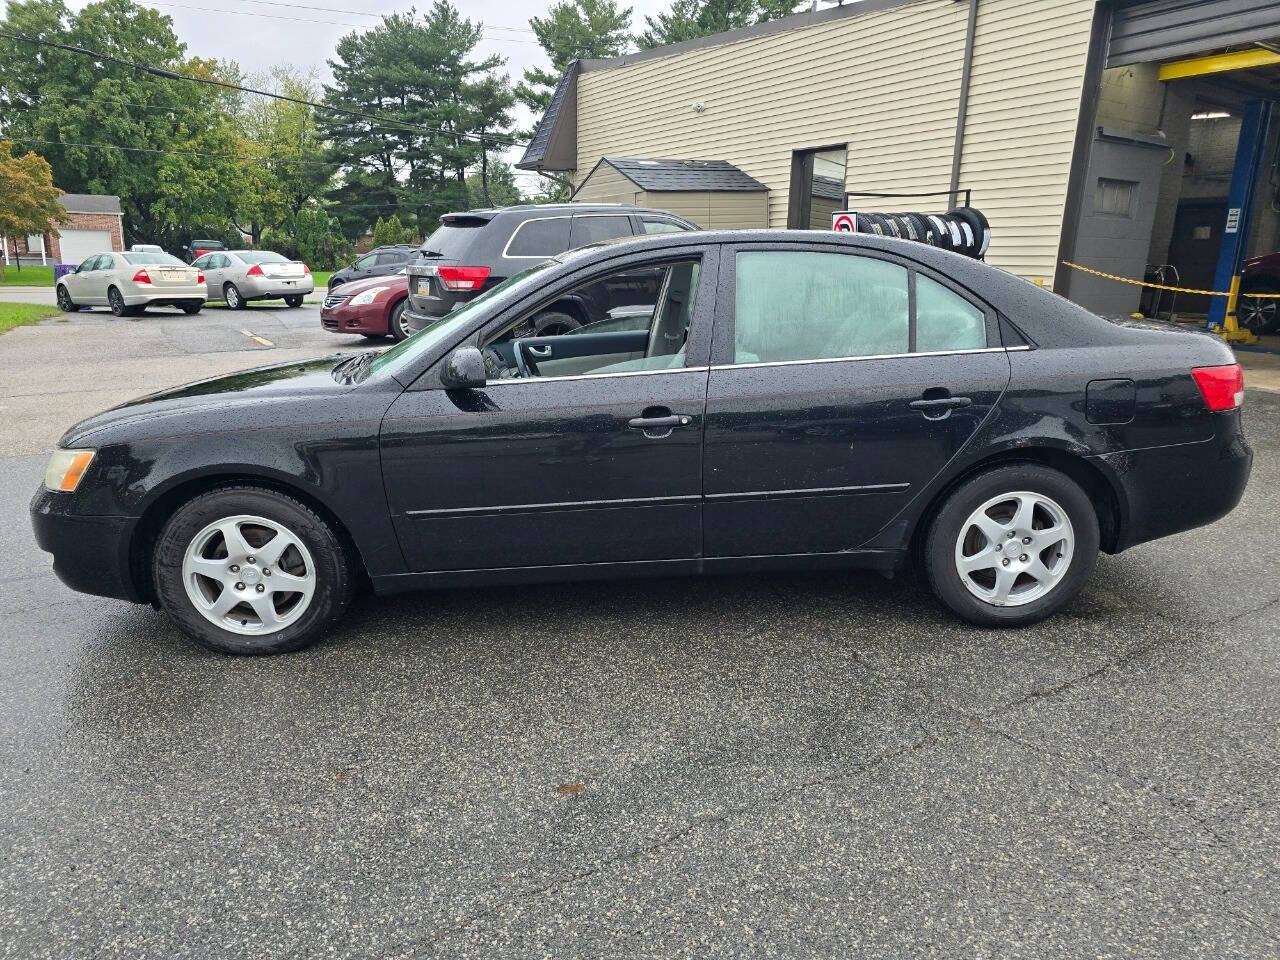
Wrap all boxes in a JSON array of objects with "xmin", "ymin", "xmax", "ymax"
[{"xmin": 64, "ymin": 0, "xmax": 672, "ymax": 190}]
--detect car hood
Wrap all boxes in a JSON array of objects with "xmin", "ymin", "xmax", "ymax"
[
  {"xmin": 334, "ymin": 273, "xmax": 408, "ymax": 297},
  {"xmin": 61, "ymin": 355, "xmax": 355, "ymax": 446}
]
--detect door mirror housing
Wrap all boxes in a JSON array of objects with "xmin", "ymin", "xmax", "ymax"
[{"xmin": 440, "ymin": 346, "xmax": 487, "ymax": 389}]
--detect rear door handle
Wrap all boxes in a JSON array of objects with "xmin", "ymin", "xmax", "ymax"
[{"xmin": 909, "ymin": 397, "xmax": 973, "ymax": 411}]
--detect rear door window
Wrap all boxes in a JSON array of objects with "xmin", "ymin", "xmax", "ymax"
[
  {"xmin": 504, "ymin": 217, "xmax": 571, "ymax": 258},
  {"xmin": 569, "ymin": 215, "xmax": 633, "ymax": 248},
  {"xmin": 641, "ymin": 218, "xmax": 690, "ymax": 235},
  {"xmin": 915, "ymin": 274, "xmax": 987, "ymax": 352}
]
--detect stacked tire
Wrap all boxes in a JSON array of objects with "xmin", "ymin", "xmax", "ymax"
[{"xmin": 850, "ymin": 207, "xmax": 990, "ymax": 260}]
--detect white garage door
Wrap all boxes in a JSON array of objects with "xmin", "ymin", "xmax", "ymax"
[{"xmin": 59, "ymin": 229, "xmax": 112, "ymax": 266}]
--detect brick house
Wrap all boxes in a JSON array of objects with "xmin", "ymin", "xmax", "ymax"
[{"xmin": 3, "ymin": 194, "xmax": 125, "ymax": 265}]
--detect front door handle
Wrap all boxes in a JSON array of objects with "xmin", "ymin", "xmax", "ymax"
[{"xmin": 628, "ymin": 407, "xmax": 693, "ymax": 438}]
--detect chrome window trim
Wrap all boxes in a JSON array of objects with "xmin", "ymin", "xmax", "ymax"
[
  {"xmin": 501, "ymin": 216, "xmax": 572, "ymax": 260},
  {"xmin": 709, "ymin": 345, "xmax": 1030, "ymax": 371},
  {"xmin": 482, "ymin": 365, "xmax": 710, "ymax": 385}
]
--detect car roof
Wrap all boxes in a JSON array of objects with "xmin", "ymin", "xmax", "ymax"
[{"xmin": 449, "ymin": 203, "xmax": 695, "ymax": 219}]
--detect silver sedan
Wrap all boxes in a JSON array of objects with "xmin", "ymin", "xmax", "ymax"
[
  {"xmin": 55, "ymin": 252, "xmax": 205, "ymax": 317},
  {"xmin": 191, "ymin": 250, "xmax": 315, "ymax": 309}
]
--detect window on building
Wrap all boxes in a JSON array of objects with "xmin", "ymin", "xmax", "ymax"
[
  {"xmin": 787, "ymin": 146, "xmax": 848, "ymax": 229},
  {"xmin": 1095, "ymin": 178, "xmax": 1136, "ymax": 218}
]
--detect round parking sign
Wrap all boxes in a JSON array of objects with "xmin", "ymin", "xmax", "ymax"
[{"xmin": 831, "ymin": 212, "xmax": 856, "ymax": 233}]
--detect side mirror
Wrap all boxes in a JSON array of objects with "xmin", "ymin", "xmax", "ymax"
[{"xmin": 440, "ymin": 346, "xmax": 487, "ymax": 389}]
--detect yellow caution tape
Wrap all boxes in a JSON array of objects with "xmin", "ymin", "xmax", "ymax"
[{"xmin": 1060, "ymin": 261, "xmax": 1280, "ymax": 299}]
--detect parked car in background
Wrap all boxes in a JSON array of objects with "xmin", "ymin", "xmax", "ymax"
[
  {"xmin": 191, "ymin": 250, "xmax": 314, "ymax": 309},
  {"xmin": 130, "ymin": 243, "xmax": 165, "ymax": 254},
  {"xmin": 321, "ymin": 271, "xmax": 410, "ymax": 340},
  {"xmin": 328, "ymin": 245, "xmax": 418, "ymax": 291},
  {"xmin": 55, "ymin": 251, "xmax": 204, "ymax": 317},
  {"xmin": 184, "ymin": 239, "xmax": 226, "ymax": 263},
  {"xmin": 1239, "ymin": 250, "xmax": 1280, "ymax": 334},
  {"xmin": 403, "ymin": 204, "xmax": 698, "ymax": 335},
  {"xmin": 33, "ymin": 231, "xmax": 1251, "ymax": 655}
]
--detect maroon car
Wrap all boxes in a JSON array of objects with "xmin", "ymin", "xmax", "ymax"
[
  {"xmin": 320, "ymin": 272, "xmax": 411, "ymax": 340},
  {"xmin": 1241, "ymin": 251, "xmax": 1280, "ymax": 334}
]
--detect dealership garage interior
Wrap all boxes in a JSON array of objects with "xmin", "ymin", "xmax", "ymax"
[{"xmin": 1062, "ymin": 1, "xmax": 1280, "ymax": 352}]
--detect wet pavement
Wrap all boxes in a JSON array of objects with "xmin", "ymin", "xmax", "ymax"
[{"xmin": 1, "ymin": 306, "xmax": 1278, "ymax": 958}]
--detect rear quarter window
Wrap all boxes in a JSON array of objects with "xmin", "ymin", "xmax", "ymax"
[{"xmin": 504, "ymin": 217, "xmax": 571, "ymax": 258}]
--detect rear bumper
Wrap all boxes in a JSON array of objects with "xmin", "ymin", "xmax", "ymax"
[
  {"xmin": 1098, "ymin": 411, "xmax": 1252, "ymax": 552},
  {"xmin": 404, "ymin": 287, "xmax": 468, "ymax": 333},
  {"xmin": 121, "ymin": 284, "xmax": 206, "ymax": 305},
  {"xmin": 240, "ymin": 277, "xmax": 314, "ymax": 299},
  {"xmin": 30, "ymin": 487, "xmax": 142, "ymax": 603}
]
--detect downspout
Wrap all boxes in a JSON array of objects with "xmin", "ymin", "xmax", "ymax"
[{"xmin": 948, "ymin": 0, "xmax": 980, "ymax": 208}]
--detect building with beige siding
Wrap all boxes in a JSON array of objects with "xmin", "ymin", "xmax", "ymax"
[{"xmin": 519, "ymin": 0, "xmax": 1280, "ymax": 326}]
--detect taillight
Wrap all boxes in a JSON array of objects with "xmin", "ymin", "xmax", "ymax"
[
  {"xmin": 197, "ymin": 272, "xmax": 206, "ymax": 284},
  {"xmin": 436, "ymin": 266, "xmax": 490, "ymax": 292},
  {"xmin": 1192, "ymin": 363, "xmax": 1244, "ymax": 412},
  {"xmin": 132, "ymin": 269, "xmax": 151, "ymax": 284},
  {"xmin": 302, "ymin": 264, "xmax": 311, "ymax": 275},
  {"xmin": 246, "ymin": 263, "xmax": 264, "ymax": 277}
]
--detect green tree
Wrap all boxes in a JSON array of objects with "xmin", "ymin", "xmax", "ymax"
[
  {"xmin": 516, "ymin": 0, "xmax": 633, "ymax": 114},
  {"xmin": 638, "ymin": 0, "xmax": 795, "ymax": 48},
  {"xmin": 0, "ymin": 0, "xmax": 244, "ymax": 251},
  {"xmin": 293, "ymin": 207, "xmax": 353, "ymax": 270},
  {"xmin": 466, "ymin": 160, "xmax": 521, "ymax": 208},
  {"xmin": 371, "ymin": 214, "xmax": 418, "ymax": 246},
  {"xmin": 0, "ymin": 141, "xmax": 62, "ymax": 276}
]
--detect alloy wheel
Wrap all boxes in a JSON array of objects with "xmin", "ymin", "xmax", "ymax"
[
  {"xmin": 225, "ymin": 284, "xmax": 242, "ymax": 309},
  {"xmin": 954, "ymin": 491, "xmax": 1075, "ymax": 607},
  {"xmin": 1238, "ymin": 295, "xmax": 1277, "ymax": 334},
  {"xmin": 56, "ymin": 286, "xmax": 73, "ymax": 311},
  {"xmin": 182, "ymin": 514, "xmax": 317, "ymax": 636},
  {"xmin": 108, "ymin": 288, "xmax": 125, "ymax": 316}
]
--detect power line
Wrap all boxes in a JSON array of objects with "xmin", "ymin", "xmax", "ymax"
[
  {"xmin": 0, "ymin": 31, "xmax": 531, "ymax": 150},
  {"xmin": 147, "ymin": 0, "xmax": 537, "ymax": 31},
  {"xmin": 9, "ymin": 135, "xmax": 339, "ymax": 168}
]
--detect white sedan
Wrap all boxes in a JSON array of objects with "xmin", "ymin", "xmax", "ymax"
[
  {"xmin": 55, "ymin": 252, "xmax": 205, "ymax": 317},
  {"xmin": 192, "ymin": 250, "xmax": 314, "ymax": 309}
]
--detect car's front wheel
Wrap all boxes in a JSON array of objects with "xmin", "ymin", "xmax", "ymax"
[
  {"xmin": 388, "ymin": 299, "xmax": 411, "ymax": 342},
  {"xmin": 152, "ymin": 486, "xmax": 354, "ymax": 655},
  {"xmin": 56, "ymin": 284, "xmax": 79, "ymax": 313},
  {"xmin": 923, "ymin": 464, "xmax": 1099, "ymax": 627},
  {"xmin": 1238, "ymin": 281, "xmax": 1279, "ymax": 334}
]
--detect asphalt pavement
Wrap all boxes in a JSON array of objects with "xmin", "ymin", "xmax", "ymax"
[{"xmin": 1, "ymin": 304, "xmax": 1279, "ymax": 958}]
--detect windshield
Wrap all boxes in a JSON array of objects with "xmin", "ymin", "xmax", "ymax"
[
  {"xmin": 369, "ymin": 263, "xmax": 554, "ymax": 381},
  {"xmin": 236, "ymin": 251, "xmax": 290, "ymax": 264},
  {"xmin": 123, "ymin": 252, "xmax": 186, "ymax": 265}
]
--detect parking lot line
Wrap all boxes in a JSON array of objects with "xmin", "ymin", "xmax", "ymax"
[{"xmin": 240, "ymin": 328, "xmax": 274, "ymax": 347}]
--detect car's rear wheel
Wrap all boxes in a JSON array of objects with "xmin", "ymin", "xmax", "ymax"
[
  {"xmin": 224, "ymin": 283, "xmax": 245, "ymax": 310},
  {"xmin": 181, "ymin": 301, "xmax": 202, "ymax": 315},
  {"xmin": 107, "ymin": 286, "xmax": 128, "ymax": 317},
  {"xmin": 152, "ymin": 486, "xmax": 354, "ymax": 655},
  {"xmin": 388, "ymin": 299, "xmax": 411, "ymax": 342},
  {"xmin": 1238, "ymin": 281, "xmax": 1279, "ymax": 334},
  {"xmin": 56, "ymin": 284, "xmax": 79, "ymax": 312},
  {"xmin": 924, "ymin": 464, "xmax": 1099, "ymax": 627},
  {"xmin": 284, "ymin": 295, "xmax": 304, "ymax": 308},
  {"xmin": 531, "ymin": 310, "xmax": 581, "ymax": 337}
]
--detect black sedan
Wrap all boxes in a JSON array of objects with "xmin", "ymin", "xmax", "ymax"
[{"xmin": 31, "ymin": 231, "xmax": 1252, "ymax": 655}]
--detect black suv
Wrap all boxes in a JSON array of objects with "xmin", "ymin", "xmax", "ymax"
[
  {"xmin": 328, "ymin": 244, "xmax": 418, "ymax": 291},
  {"xmin": 403, "ymin": 204, "xmax": 697, "ymax": 334}
]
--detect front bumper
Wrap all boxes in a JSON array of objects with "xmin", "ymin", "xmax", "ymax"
[
  {"xmin": 1098, "ymin": 410, "xmax": 1253, "ymax": 552},
  {"xmin": 240, "ymin": 276, "xmax": 315, "ymax": 299},
  {"xmin": 321, "ymin": 299, "xmax": 390, "ymax": 335},
  {"xmin": 121, "ymin": 284, "xmax": 206, "ymax": 306},
  {"xmin": 30, "ymin": 487, "xmax": 143, "ymax": 603}
]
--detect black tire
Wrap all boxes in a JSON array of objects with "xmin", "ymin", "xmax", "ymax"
[
  {"xmin": 284, "ymin": 295, "xmax": 304, "ymax": 308},
  {"xmin": 388, "ymin": 299, "xmax": 412, "ymax": 342},
  {"xmin": 56, "ymin": 284, "xmax": 80, "ymax": 313},
  {"xmin": 923, "ymin": 464, "xmax": 1100, "ymax": 628},
  {"xmin": 224, "ymin": 283, "xmax": 246, "ymax": 310},
  {"xmin": 1238, "ymin": 281, "xmax": 1280, "ymax": 334},
  {"xmin": 152, "ymin": 485, "xmax": 355, "ymax": 655},
  {"xmin": 181, "ymin": 301, "xmax": 202, "ymax": 315},
  {"xmin": 107, "ymin": 286, "xmax": 128, "ymax": 317},
  {"xmin": 531, "ymin": 309, "xmax": 581, "ymax": 337}
]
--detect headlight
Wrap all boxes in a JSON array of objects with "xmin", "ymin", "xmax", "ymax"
[
  {"xmin": 44, "ymin": 449, "xmax": 96, "ymax": 492},
  {"xmin": 349, "ymin": 286, "xmax": 389, "ymax": 306}
]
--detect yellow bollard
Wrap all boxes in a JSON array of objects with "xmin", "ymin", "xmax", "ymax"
[{"xmin": 1220, "ymin": 274, "xmax": 1259, "ymax": 345}]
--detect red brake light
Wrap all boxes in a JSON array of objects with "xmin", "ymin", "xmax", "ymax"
[
  {"xmin": 436, "ymin": 266, "xmax": 490, "ymax": 292},
  {"xmin": 1192, "ymin": 363, "xmax": 1244, "ymax": 412},
  {"xmin": 246, "ymin": 263, "xmax": 264, "ymax": 277},
  {"xmin": 302, "ymin": 264, "xmax": 311, "ymax": 275},
  {"xmin": 197, "ymin": 272, "xmax": 205, "ymax": 284},
  {"xmin": 132, "ymin": 269, "xmax": 151, "ymax": 284}
]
